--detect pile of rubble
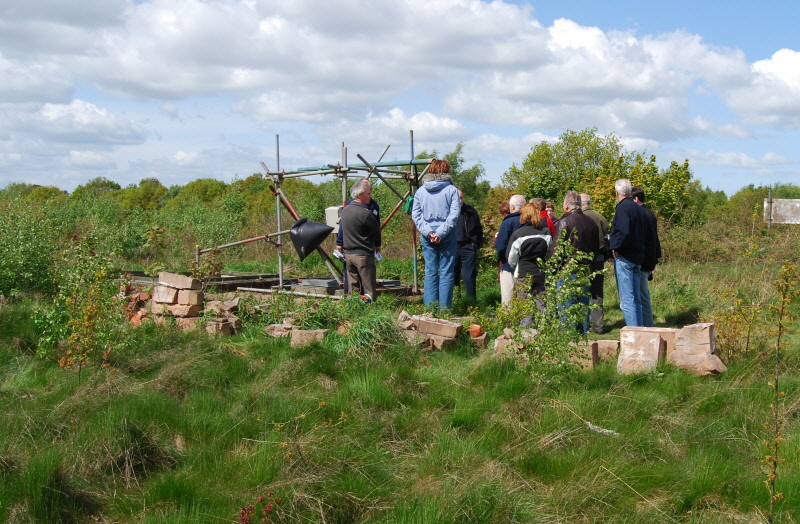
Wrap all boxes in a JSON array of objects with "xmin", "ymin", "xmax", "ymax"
[
  {"xmin": 264, "ymin": 320, "xmax": 329, "ymax": 347},
  {"xmin": 396, "ymin": 310, "xmax": 488, "ymax": 350},
  {"xmin": 126, "ymin": 272, "xmax": 242, "ymax": 335}
]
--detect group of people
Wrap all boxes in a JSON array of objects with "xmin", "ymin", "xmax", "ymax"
[{"xmin": 336, "ymin": 161, "xmax": 660, "ymax": 332}]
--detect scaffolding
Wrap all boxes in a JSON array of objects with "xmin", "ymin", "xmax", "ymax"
[{"xmin": 196, "ymin": 130, "xmax": 431, "ymax": 294}]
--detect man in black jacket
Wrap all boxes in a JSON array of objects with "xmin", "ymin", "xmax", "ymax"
[
  {"xmin": 340, "ymin": 179, "xmax": 381, "ymax": 301},
  {"xmin": 632, "ymin": 186, "xmax": 661, "ymax": 327},
  {"xmin": 609, "ymin": 179, "xmax": 649, "ymax": 326},
  {"xmin": 548, "ymin": 191, "xmax": 599, "ymax": 334},
  {"xmin": 454, "ymin": 188, "xmax": 484, "ymax": 300}
]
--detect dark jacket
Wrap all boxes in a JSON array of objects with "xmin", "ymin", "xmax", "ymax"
[
  {"xmin": 548, "ymin": 209, "xmax": 599, "ymax": 264},
  {"xmin": 337, "ymin": 198, "xmax": 379, "ymax": 247},
  {"xmin": 341, "ymin": 200, "xmax": 381, "ymax": 256},
  {"xmin": 641, "ymin": 205, "xmax": 661, "ymax": 272},
  {"xmin": 506, "ymin": 222, "xmax": 551, "ymax": 294},
  {"xmin": 609, "ymin": 197, "xmax": 649, "ymax": 265},
  {"xmin": 457, "ymin": 203, "xmax": 484, "ymax": 247},
  {"xmin": 582, "ymin": 206, "xmax": 609, "ymax": 260},
  {"xmin": 495, "ymin": 211, "xmax": 522, "ymax": 272}
]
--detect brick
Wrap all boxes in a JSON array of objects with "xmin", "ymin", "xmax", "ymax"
[
  {"xmin": 177, "ymin": 289, "xmax": 204, "ymax": 305},
  {"xmin": 596, "ymin": 340, "xmax": 620, "ymax": 361},
  {"xmin": 168, "ymin": 304, "xmax": 203, "ymax": 317},
  {"xmin": 617, "ymin": 327, "xmax": 667, "ymax": 374},
  {"xmin": 152, "ymin": 285, "xmax": 179, "ymax": 304},
  {"xmin": 158, "ymin": 272, "xmax": 201, "ymax": 290}
]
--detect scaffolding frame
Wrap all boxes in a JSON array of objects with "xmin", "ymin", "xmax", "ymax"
[{"xmin": 197, "ymin": 131, "xmax": 430, "ymax": 293}]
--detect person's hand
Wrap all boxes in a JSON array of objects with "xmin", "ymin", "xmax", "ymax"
[
  {"xmin": 430, "ymin": 233, "xmax": 441, "ymax": 243},
  {"xmin": 336, "ymin": 245, "xmax": 343, "ymax": 252},
  {"xmin": 375, "ymin": 246, "xmax": 381, "ymax": 253}
]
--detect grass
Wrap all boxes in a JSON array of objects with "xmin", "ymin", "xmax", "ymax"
[{"xmin": 1, "ymin": 257, "xmax": 800, "ymax": 522}]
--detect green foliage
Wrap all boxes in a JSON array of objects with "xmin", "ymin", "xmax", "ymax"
[
  {"xmin": 70, "ymin": 177, "xmax": 121, "ymax": 200},
  {"xmin": 0, "ymin": 197, "xmax": 58, "ymax": 295},
  {"xmin": 113, "ymin": 178, "xmax": 168, "ymax": 211},
  {"xmin": 24, "ymin": 185, "xmax": 67, "ymax": 205}
]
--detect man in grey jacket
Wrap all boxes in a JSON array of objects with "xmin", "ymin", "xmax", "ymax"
[{"xmin": 340, "ymin": 179, "xmax": 381, "ymax": 301}]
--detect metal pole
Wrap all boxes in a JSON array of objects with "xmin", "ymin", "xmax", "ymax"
[
  {"xmin": 768, "ymin": 186, "xmax": 773, "ymax": 230},
  {"xmin": 238, "ymin": 287, "xmax": 344, "ymax": 300},
  {"xmin": 410, "ymin": 130, "xmax": 419, "ymax": 294},
  {"xmin": 276, "ymin": 135, "xmax": 284, "ymax": 289},
  {"xmin": 341, "ymin": 143, "xmax": 348, "ymax": 207}
]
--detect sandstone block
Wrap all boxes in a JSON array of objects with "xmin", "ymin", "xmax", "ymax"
[
  {"xmin": 620, "ymin": 326, "xmax": 678, "ymax": 356},
  {"xmin": 416, "ymin": 317, "xmax": 463, "ymax": 338},
  {"xmin": 669, "ymin": 323, "xmax": 726, "ymax": 376},
  {"xmin": 426, "ymin": 334, "xmax": 456, "ymax": 350},
  {"xmin": 290, "ymin": 329, "xmax": 329, "ymax": 347},
  {"xmin": 177, "ymin": 289, "xmax": 204, "ymax": 305},
  {"xmin": 206, "ymin": 320, "xmax": 233, "ymax": 336},
  {"xmin": 168, "ymin": 304, "xmax": 203, "ymax": 317},
  {"xmin": 401, "ymin": 329, "xmax": 426, "ymax": 346},
  {"xmin": 150, "ymin": 302, "xmax": 168, "ymax": 315},
  {"xmin": 569, "ymin": 341, "xmax": 599, "ymax": 369},
  {"xmin": 152, "ymin": 314, "xmax": 168, "ymax": 326},
  {"xmin": 158, "ymin": 272, "xmax": 201, "ymax": 290},
  {"xmin": 152, "ymin": 285, "xmax": 179, "ymax": 304},
  {"xmin": 397, "ymin": 320, "xmax": 415, "ymax": 330},
  {"xmin": 472, "ymin": 332, "xmax": 488, "ymax": 349},
  {"xmin": 617, "ymin": 326, "xmax": 667, "ymax": 374},
  {"xmin": 265, "ymin": 324, "xmax": 293, "ymax": 337},
  {"xmin": 597, "ymin": 340, "xmax": 620, "ymax": 361},
  {"xmin": 176, "ymin": 317, "xmax": 202, "ymax": 332}
]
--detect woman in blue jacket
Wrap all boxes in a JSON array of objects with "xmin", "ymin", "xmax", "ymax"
[{"xmin": 412, "ymin": 159, "xmax": 461, "ymax": 309}]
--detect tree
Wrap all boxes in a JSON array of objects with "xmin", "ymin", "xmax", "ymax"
[
  {"xmin": 503, "ymin": 128, "xmax": 628, "ymax": 206},
  {"xmin": 415, "ymin": 143, "xmax": 490, "ymax": 210},
  {"xmin": 114, "ymin": 178, "xmax": 167, "ymax": 210},
  {"xmin": 71, "ymin": 177, "xmax": 121, "ymax": 200}
]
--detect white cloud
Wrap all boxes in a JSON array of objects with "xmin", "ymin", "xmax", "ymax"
[
  {"xmin": 687, "ymin": 149, "xmax": 791, "ymax": 169},
  {"xmin": 67, "ymin": 150, "xmax": 116, "ymax": 169}
]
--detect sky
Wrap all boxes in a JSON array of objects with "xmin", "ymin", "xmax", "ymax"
[{"xmin": 1, "ymin": 0, "xmax": 799, "ymax": 195}]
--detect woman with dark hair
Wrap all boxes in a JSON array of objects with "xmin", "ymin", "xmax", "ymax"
[
  {"xmin": 506, "ymin": 202, "xmax": 552, "ymax": 325},
  {"xmin": 411, "ymin": 159, "xmax": 461, "ymax": 309}
]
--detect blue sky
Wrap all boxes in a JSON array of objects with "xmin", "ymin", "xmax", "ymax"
[{"xmin": 1, "ymin": 0, "xmax": 799, "ymax": 195}]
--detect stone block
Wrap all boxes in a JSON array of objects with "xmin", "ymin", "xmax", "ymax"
[
  {"xmin": 569, "ymin": 341, "xmax": 599, "ymax": 369},
  {"xmin": 152, "ymin": 314, "xmax": 167, "ymax": 326},
  {"xmin": 158, "ymin": 272, "xmax": 201, "ymax": 290},
  {"xmin": 177, "ymin": 289, "xmax": 204, "ymax": 305},
  {"xmin": 415, "ymin": 317, "xmax": 463, "ymax": 338},
  {"xmin": 617, "ymin": 326, "xmax": 667, "ymax": 374},
  {"xmin": 206, "ymin": 320, "xmax": 233, "ymax": 336},
  {"xmin": 397, "ymin": 320, "xmax": 415, "ymax": 330},
  {"xmin": 150, "ymin": 302, "xmax": 168, "ymax": 315},
  {"xmin": 426, "ymin": 334, "xmax": 457, "ymax": 350},
  {"xmin": 675, "ymin": 323, "xmax": 716, "ymax": 353},
  {"xmin": 168, "ymin": 304, "xmax": 203, "ymax": 317},
  {"xmin": 152, "ymin": 285, "xmax": 179, "ymax": 304},
  {"xmin": 290, "ymin": 329, "xmax": 329, "ymax": 347},
  {"xmin": 620, "ymin": 326, "xmax": 678, "ymax": 356},
  {"xmin": 472, "ymin": 332, "xmax": 488, "ymax": 349},
  {"xmin": 265, "ymin": 324, "xmax": 293, "ymax": 337},
  {"xmin": 669, "ymin": 323, "xmax": 726, "ymax": 376},
  {"xmin": 596, "ymin": 340, "xmax": 620, "ymax": 361},
  {"xmin": 401, "ymin": 329, "xmax": 426, "ymax": 346},
  {"xmin": 494, "ymin": 335, "xmax": 522, "ymax": 357},
  {"xmin": 176, "ymin": 317, "xmax": 202, "ymax": 332}
]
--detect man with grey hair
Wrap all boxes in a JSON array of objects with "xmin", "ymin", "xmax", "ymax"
[
  {"xmin": 609, "ymin": 178, "xmax": 649, "ymax": 326},
  {"xmin": 337, "ymin": 178, "xmax": 380, "ymax": 292},
  {"xmin": 548, "ymin": 190, "xmax": 599, "ymax": 333},
  {"xmin": 580, "ymin": 193, "xmax": 609, "ymax": 333},
  {"xmin": 340, "ymin": 178, "xmax": 381, "ymax": 301},
  {"xmin": 496, "ymin": 194, "xmax": 526, "ymax": 304}
]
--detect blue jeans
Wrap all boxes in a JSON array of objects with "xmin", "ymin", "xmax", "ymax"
[
  {"xmin": 615, "ymin": 255, "xmax": 642, "ymax": 326},
  {"xmin": 557, "ymin": 275, "xmax": 590, "ymax": 334},
  {"xmin": 455, "ymin": 242, "xmax": 478, "ymax": 299},
  {"xmin": 640, "ymin": 270, "xmax": 653, "ymax": 327},
  {"xmin": 421, "ymin": 232, "xmax": 457, "ymax": 309}
]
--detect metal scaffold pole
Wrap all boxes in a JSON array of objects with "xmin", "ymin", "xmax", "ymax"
[
  {"xmin": 410, "ymin": 130, "xmax": 419, "ymax": 294},
  {"xmin": 275, "ymin": 135, "xmax": 284, "ymax": 288}
]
